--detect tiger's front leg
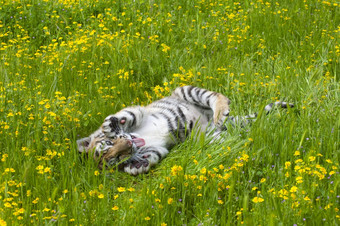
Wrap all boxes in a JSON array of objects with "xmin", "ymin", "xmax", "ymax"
[
  {"xmin": 123, "ymin": 146, "xmax": 169, "ymax": 175},
  {"xmin": 101, "ymin": 106, "xmax": 145, "ymax": 137}
]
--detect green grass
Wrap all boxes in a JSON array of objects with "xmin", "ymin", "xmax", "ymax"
[{"xmin": 0, "ymin": 0, "xmax": 339, "ymax": 225}]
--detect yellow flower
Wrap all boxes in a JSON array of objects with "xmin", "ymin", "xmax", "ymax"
[
  {"xmin": 0, "ymin": 218, "xmax": 7, "ymax": 226},
  {"xmin": 290, "ymin": 186, "xmax": 298, "ymax": 193},
  {"xmin": 304, "ymin": 196, "xmax": 311, "ymax": 201},
  {"xmin": 260, "ymin": 178, "xmax": 266, "ymax": 183},
  {"xmin": 94, "ymin": 171, "xmax": 100, "ymax": 176},
  {"xmin": 285, "ymin": 161, "xmax": 291, "ymax": 169},
  {"xmin": 294, "ymin": 151, "xmax": 300, "ymax": 156},
  {"xmin": 296, "ymin": 176, "xmax": 303, "ymax": 184},
  {"xmin": 98, "ymin": 193, "xmax": 104, "ymax": 199},
  {"xmin": 167, "ymin": 198, "xmax": 173, "ymax": 205},
  {"xmin": 32, "ymin": 198, "xmax": 39, "ymax": 204},
  {"xmin": 145, "ymin": 216, "xmax": 151, "ymax": 221},
  {"xmin": 117, "ymin": 187, "xmax": 126, "ymax": 192},
  {"xmin": 252, "ymin": 197, "xmax": 264, "ymax": 203},
  {"xmin": 161, "ymin": 43, "xmax": 170, "ymax": 53},
  {"xmin": 170, "ymin": 165, "xmax": 183, "ymax": 176},
  {"xmin": 218, "ymin": 200, "xmax": 224, "ymax": 204},
  {"xmin": 127, "ymin": 187, "xmax": 135, "ymax": 192},
  {"xmin": 4, "ymin": 202, "xmax": 12, "ymax": 208},
  {"xmin": 161, "ymin": 223, "xmax": 167, "ymax": 226},
  {"xmin": 112, "ymin": 206, "xmax": 119, "ymax": 211},
  {"xmin": 309, "ymin": 156, "xmax": 316, "ymax": 162}
]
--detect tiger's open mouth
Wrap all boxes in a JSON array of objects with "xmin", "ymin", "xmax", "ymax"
[{"xmin": 130, "ymin": 134, "xmax": 145, "ymax": 147}]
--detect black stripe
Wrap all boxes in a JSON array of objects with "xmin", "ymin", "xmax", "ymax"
[
  {"xmin": 177, "ymin": 107, "xmax": 187, "ymax": 123},
  {"xmin": 199, "ymin": 89, "xmax": 208, "ymax": 98},
  {"xmin": 281, "ymin": 102, "xmax": 287, "ymax": 108},
  {"xmin": 150, "ymin": 150, "xmax": 162, "ymax": 160},
  {"xmin": 195, "ymin": 87, "xmax": 202, "ymax": 98},
  {"xmin": 206, "ymin": 98, "xmax": 211, "ymax": 107},
  {"xmin": 175, "ymin": 115, "xmax": 186, "ymax": 141},
  {"xmin": 205, "ymin": 93, "xmax": 215, "ymax": 107},
  {"xmin": 158, "ymin": 99, "xmax": 180, "ymax": 108},
  {"xmin": 180, "ymin": 87, "xmax": 188, "ymax": 101},
  {"xmin": 187, "ymin": 86, "xmax": 196, "ymax": 102},
  {"xmin": 189, "ymin": 120, "xmax": 194, "ymax": 131},
  {"xmin": 153, "ymin": 105, "xmax": 178, "ymax": 117},
  {"xmin": 159, "ymin": 112, "xmax": 177, "ymax": 140},
  {"xmin": 124, "ymin": 110, "xmax": 136, "ymax": 127},
  {"xmin": 194, "ymin": 87, "xmax": 203, "ymax": 103},
  {"xmin": 194, "ymin": 104, "xmax": 211, "ymax": 110},
  {"xmin": 176, "ymin": 107, "xmax": 190, "ymax": 138},
  {"xmin": 157, "ymin": 98, "xmax": 190, "ymax": 111},
  {"xmin": 151, "ymin": 113, "xmax": 159, "ymax": 119},
  {"xmin": 189, "ymin": 87, "xmax": 201, "ymax": 104},
  {"xmin": 152, "ymin": 105, "xmax": 181, "ymax": 121}
]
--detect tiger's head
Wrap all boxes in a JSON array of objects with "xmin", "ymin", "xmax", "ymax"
[{"xmin": 77, "ymin": 130, "xmax": 145, "ymax": 169}]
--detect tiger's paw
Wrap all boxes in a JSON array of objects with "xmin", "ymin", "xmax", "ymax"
[
  {"xmin": 213, "ymin": 96, "xmax": 231, "ymax": 129},
  {"xmin": 101, "ymin": 115, "xmax": 122, "ymax": 137},
  {"xmin": 124, "ymin": 157, "xmax": 150, "ymax": 175}
]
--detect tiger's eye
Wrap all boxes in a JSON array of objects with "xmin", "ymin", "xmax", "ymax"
[{"xmin": 106, "ymin": 140, "xmax": 113, "ymax": 145}]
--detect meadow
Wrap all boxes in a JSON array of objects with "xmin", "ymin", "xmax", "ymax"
[{"xmin": 0, "ymin": 0, "xmax": 339, "ymax": 225}]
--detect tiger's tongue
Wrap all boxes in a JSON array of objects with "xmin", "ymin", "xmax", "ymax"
[{"xmin": 132, "ymin": 138, "xmax": 145, "ymax": 147}]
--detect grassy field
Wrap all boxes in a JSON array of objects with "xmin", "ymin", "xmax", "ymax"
[{"xmin": 0, "ymin": 0, "xmax": 339, "ymax": 225}]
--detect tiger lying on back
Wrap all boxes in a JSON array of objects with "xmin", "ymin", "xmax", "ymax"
[{"xmin": 77, "ymin": 86, "xmax": 293, "ymax": 175}]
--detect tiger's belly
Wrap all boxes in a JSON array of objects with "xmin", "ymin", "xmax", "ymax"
[
  {"xmin": 133, "ymin": 106, "xmax": 210, "ymax": 148},
  {"xmin": 133, "ymin": 116, "xmax": 173, "ymax": 147}
]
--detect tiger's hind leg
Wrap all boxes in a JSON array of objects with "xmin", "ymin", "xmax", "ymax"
[
  {"xmin": 171, "ymin": 86, "xmax": 231, "ymax": 130},
  {"xmin": 123, "ymin": 146, "xmax": 169, "ymax": 175}
]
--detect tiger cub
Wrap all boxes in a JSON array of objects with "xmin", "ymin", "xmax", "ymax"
[{"xmin": 77, "ymin": 86, "xmax": 293, "ymax": 175}]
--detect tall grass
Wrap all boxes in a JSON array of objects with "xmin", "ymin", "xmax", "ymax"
[{"xmin": 0, "ymin": 0, "xmax": 339, "ymax": 225}]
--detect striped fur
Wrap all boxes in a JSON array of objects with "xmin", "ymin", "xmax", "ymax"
[{"xmin": 77, "ymin": 86, "xmax": 293, "ymax": 175}]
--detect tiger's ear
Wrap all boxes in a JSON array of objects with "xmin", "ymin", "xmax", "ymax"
[{"xmin": 77, "ymin": 137, "xmax": 91, "ymax": 153}]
